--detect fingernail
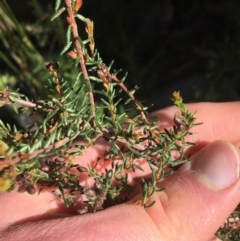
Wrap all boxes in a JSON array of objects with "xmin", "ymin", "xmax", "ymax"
[{"xmin": 191, "ymin": 141, "xmax": 240, "ymax": 190}]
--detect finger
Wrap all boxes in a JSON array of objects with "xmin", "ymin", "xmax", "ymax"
[
  {"xmin": 1, "ymin": 202, "xmax": 164, "ymax": 241},
  {"xmin": 153, "ymin": 101, "xmax": 240, "ymax": 143},
  {"xmin": 2, "ymin": 140, "xmax": 239, "ymax": 241},
  {"xmin": 145, "ymin": 140, "xmax": 240, "ymax": 241},
  {"xmin": 2, "ymin": 102, "xmax": 240, "ymax": 230},
  {"xmin": 0, "ymin": 190, "xmax": 80, "ymax": 232},
  {"xmin": 0, "ymin": 144, "xmax": 106, "ymax": 230}
]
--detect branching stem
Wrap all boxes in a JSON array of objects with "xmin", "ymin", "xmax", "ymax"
[
  {"xmin": 0, "ymin": 136, "xmax": 72, "ymax": 170},
  {"xmin": 65, "ymin": 0, "xmax": 96, "ymax": 126},
  {"xmin": 111, "ymin": 75, "xmax": 148, "ymax": 124}
]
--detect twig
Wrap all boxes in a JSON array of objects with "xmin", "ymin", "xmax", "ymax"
[
  {"xmin": 0, "ymin": 92, "xmax": 41, "ymax": 109},
  {"xmin": 11, "ymin": 97, "xmax": 42, "ymax": 109},
  {"xmin": 0, "ymin": 136, "xmax": 71, "ymax": 170},
  {"xmin": 65, "ymin": 0, "xmax": 96, "ymax": 127},
  {"xmin": 0, "ymin": 92, "xmax": 58, "ymax": 112},
  {"xmin": 111, "ymin": 75, "xmax": 148, "ymax": 124},
  {"xmin": 96, "ymin": 64, "xmax": 148, "ymax": 124},
  {"xmin": 0, "ymin": 130, "xmax": 103, "ymax": 171}
]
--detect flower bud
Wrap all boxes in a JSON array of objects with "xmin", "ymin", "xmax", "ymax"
[{"xmin": 74, "ymin": 0, "xmax": 83, "ymax": 13}]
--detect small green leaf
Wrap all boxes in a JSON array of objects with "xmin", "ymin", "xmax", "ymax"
[
  {"xmin": 75, "ymin": 14, "xmax": 89, "ymax": 23},
  {"xmin": 164, "ymin": 128, "xmax": 174, "ymax": 140},
  {"xmin": 60, "ymin": 41, "xmax": 73, "ymax": 55},
  {"xmin": 55, "ymin": 0, "xmax": 62, "ymax": 12},
  {"xmin": 124, "ymin": 98, "xmax": 131, "ymax": 105},
  {"xmin": 132, "ymin": 163, "xmax": 144, "ymax": 172},
  {"xmin": 51, "ymin": 7, "xmax": 66, "ymax": 21},
  {"xmin": 45, "ymin": 109, "xmax": 59, "ymax": 121},
  {"xmin": 12, "ymin": 104, "xmax": 18, "ymax": 114},
  {"xmin": 66, "ymin": 26, "xmax": 72, "ymax": 44},
  {"xmin": 144, "ymin": 200, "xmax": 156, "ymax": 209},
  {"xmin": 156, "ymin": 187, "xmax": 166, "ymax": 192},
  {"xmin": 19, "ymin": 144, "xmax": 30, "ymax": 153},
  {"xmin": 89, "ymin": 76, "xmax": 102, "ymax": 82},
  {"xmin": 120, "ymin": 72, "xmax": 128, "ymax": 82},
  {"xmin": 83, "ymin": 39, "xmax": 90, "ymax": 45}
]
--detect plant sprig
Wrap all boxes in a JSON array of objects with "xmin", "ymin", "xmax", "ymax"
[
  {"xmin": 0, "ymin": 2, "xmax": 239, "ymax": 238},
  {"xmin": 0, "ymin": 0, "xmax": 198, "ymax": 212}
]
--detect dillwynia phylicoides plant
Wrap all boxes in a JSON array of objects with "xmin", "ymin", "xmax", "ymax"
[{"xmin": 0, "ymin": 0, "xmax": 239, "ymax": 239}]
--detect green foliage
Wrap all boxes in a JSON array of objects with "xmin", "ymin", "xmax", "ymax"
[
  {"xmin": 0, "ymin": 0, "xmax": 239, "ymax": 239},
  {"xmin": 0, "ymin": 0, "xmax": 196, "ymax": 211},
  {"xmin": 216, "ymin": 204, "xmax": 240, "ymax": 240}
]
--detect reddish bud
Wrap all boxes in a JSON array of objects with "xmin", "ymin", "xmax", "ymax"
[
  {"xmin": 74, "ymin": 0, "xmax": 83, "ymax": 12},
  {"xmin": 66, "ymin": 17, "xmax": 73, "ymax": 25},
  {"xmin": 67, "ymin": 50, "xmax": 78, "ymax": 59}
]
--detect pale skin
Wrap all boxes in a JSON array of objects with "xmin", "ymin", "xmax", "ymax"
[{"xmin": 1, "ymin": 102, "xmax": 240, "ymax": 241}]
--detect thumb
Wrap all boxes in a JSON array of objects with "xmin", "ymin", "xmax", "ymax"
[{"xmin": 147, "ymin": 140, "xmax": 240, "ymax": 241}]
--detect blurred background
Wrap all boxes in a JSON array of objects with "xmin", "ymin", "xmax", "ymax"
[{"xmin": 0, "ymin": 0, "xmax": 240, "ymax": 115}]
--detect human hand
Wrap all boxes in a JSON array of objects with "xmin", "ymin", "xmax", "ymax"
[{"xmin": 0, "ymin": 102, "xmax": 240, "ymax": 241}]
